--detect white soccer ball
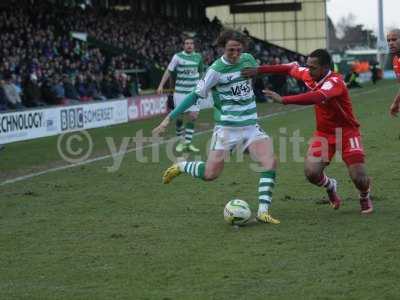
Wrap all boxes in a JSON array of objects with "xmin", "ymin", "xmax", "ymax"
[{"xmin": 224, "ymin": 199, "xmax": 252, "ymax": 225}]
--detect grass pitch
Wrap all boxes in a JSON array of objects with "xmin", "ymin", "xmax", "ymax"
[{"xmin": 1, "ymin": 80, "xmax": 400, "ymax": 299}]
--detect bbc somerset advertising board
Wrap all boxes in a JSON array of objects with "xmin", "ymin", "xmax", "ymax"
[
  {"xmin": 0, "ymin": 100, "xmax": 128, "ymax": 144},
  {"xmin": 59, "ymin": 100, "xmax": 128, "ymax": 132},
  {"xmin": 0, "ymin": 95, "xmax": 210, "ymax": 144}
]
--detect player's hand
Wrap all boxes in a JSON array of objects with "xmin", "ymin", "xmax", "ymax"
[
  {"xmin": 152, "ymin": 116, "xmax": 170, "ymax": 136},
  {"xmin": 389, "ymin": 99, "xmax": 400, "ymax": 117},
  {"xmin": 156, "ymin": 86, "xmax": 163, "ymax": 95},
  {"xmin": 263, "ymin": 89, "xmax": 283, "ymax": 103},
  {"xmin": 241, "ymin": 67, "xmax": 258, "ymax": 78}
]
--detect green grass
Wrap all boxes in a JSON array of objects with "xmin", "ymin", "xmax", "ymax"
[{"xmin": 1, "ymin": 81, "xmax": 400, "ymax": 299}]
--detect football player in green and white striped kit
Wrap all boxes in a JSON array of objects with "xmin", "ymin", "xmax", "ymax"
[
  {"xmin": 153, "ymin": 30, "xmax": 280, "ymax": 224},
  {"xmin": 157, "ymin": 37, "xmax": 204, "ymax": 153}
]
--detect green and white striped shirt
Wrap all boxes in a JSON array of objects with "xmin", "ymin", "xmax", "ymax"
[
  {"xmin": 195, "ymin": 53, "xmax": 258, "ymax": 127},
  {"xmin": 168, "ymin": 51, "xmax": 203, "ymax": 95}
]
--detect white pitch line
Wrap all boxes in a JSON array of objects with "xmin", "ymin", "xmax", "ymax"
[
  {"xmin": 0, "ymin": 88, "xmax": 380, "ymax": 186},
  {"xmin": 0, "ymin": 107, "xmax": 306, "ymax": 186}
]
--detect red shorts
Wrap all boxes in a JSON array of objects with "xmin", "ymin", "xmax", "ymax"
[{"xmin": 307, "ymin": 129, "xmax": 365, "ymax": 166}]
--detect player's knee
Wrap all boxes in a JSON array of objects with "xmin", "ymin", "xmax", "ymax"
[
  {"xmin": 259, "ymin": 155, "xmax": 276, "ymax": 170},
  {"xmin": 203, "ymin": 171, "xmax": 218, "ymax": 181},
  {"xmin": 269, "ymin": 156, "xmax": 278, "ymax": 169},
  {"xmin": 304, "ymin": 168, "xmax": 320, "ymax": 184}
]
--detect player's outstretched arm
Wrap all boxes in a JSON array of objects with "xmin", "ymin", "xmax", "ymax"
[
  {"xmin": 153, "ymin": 116, "xmax": 171, "ymax": 136},
  {"xmin": 263, "ymin": 89, "xmax": 326, "ymax": 106},
  {"xmin": 242, "ymin": 64, "xmax": 294, "ymax": 78},
  {"xmin": 389, "ymin": 88, "xmax": 400, "ymax": 117},
  {"xmin": 258, "ymin": 64, "xmax": 294, "ymax": 75},
  {"xmin": 152, "ymin": 92, "xmax": 199, "ymax": 136}
]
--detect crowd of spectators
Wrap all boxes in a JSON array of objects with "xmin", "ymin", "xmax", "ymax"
[
  {"xmin": 58, "ymin": 7, "xmax": 223, "ymax": 69},
  {"xmin": 0, "ymin": 2, "xmax": 305, "ymax": 112},
  {"xmin": 0, "ymin": 4, "xmax": 145, "ymax": 111}
]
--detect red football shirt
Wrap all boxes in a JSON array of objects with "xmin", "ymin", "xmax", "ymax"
[
  {"xmin": 288, "ymin": 64, "xmax": 360, "ymax": 134},
  {"xmin": 392, "ymin": 55, "xmax": 400, "ymax": 80}
]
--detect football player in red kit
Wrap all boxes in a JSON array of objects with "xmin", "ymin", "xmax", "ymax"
[
  {"xmin": 242, "ymin": 49, "xmax": 373, "ymax": 214},
  {"xmin": 387, "ymin": 29, "xmax": 400, "ymax": 116}
]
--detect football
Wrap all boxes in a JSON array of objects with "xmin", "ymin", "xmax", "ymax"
[{"xmin": 223, "ymin": 199, "xmax": 252, "ymax": 225}]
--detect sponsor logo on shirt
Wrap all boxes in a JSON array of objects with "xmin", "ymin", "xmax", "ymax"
[{"xmin": 321, "ymin": 81, "xmax": 333, "ymax": 91}]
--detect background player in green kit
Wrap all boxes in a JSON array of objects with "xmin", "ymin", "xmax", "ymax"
[
  {"xmin": 153, "ymin": 30, "xmax": 280, "ymax": 224},
  {"xmin": 157, "ymin": 37, "xmax": 204, "ymax": 152}
]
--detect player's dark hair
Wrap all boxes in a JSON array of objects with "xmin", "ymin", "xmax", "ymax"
[
  {"xmin": 309, "ymin": 49, "xmax": 332, "ymax": 68},
  {"xmin": 216, "ymin": 30, "xmax": 249, "ymax": 48},
  {"xmin": 183, "ymin": 36, "xmax": 194, "ymax": 43}
]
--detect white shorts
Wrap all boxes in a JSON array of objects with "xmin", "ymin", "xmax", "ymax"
[
  {"xmin": 210, "ymin": 124, "xmax": 270, "ymax": 152},
  {"xmin": 174, "ymin": 92, "xmax": 200, "ymax": 113}
]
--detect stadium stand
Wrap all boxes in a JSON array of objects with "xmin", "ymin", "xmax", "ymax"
[{"xmin": 0, "ymin": 1, "xmax": 305, "ymax": 111}]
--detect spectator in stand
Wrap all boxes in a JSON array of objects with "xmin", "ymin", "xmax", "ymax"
[
  {"xmin": 13, "ymin": 74, "xmax": 23, "ymax": 98},
  {"xmin": 63, "ymin": 75, "xmax": 80, "ymax": 102},
  {"xmin": 110, "ymin": 72, "xmax": 123, "ymax": 99},
  {"xmin": 2, "ymin": 71, "xmax": 24, "ymax": 109},
  {"xmin": 0, "ymin": 78, "xmax": 9, "ymax": 111},
  {"xmin": 41, "ymin": 77, "xmax": 59, "ymax": 105},
  {"xmin": 86, "ymin": 73, "xmax": 106, "ymax": 101},
  {"xmin": 120, "ymin": 73, "xmax": 132, "ymax": 98},
  {"xmin": 75, "ymin": 74, "xmax": 90, "ymax": 102},
  {"xmin": 51, "ymin": 75, "xmax": 66, "ymax": 104},
  {"xmin": 22, "ymin": 73, "xmax": 45, "ymax": 107},
  {"xmin": 101, "ymin": 73, "xmax": 114, "ymax": 99}
]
